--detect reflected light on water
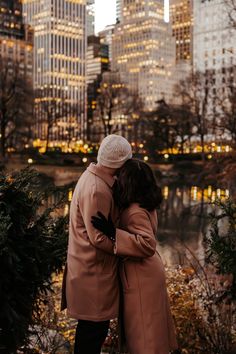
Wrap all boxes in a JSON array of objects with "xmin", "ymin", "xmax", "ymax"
[
  {"xmin": 63, "ymin": 185, "xmax": 230, "ymax": 218},
  {"xmin": 188, "ymin": 185, "xmax": 229, "ymax": 203},
  {"xmin": 207, "ymin": 185, "xmax": 212, "ymax": 197},
  {"xmin": 176, "ymin": 188, "xmax": 182, "ymax": 197},
  {"xmin": 191, "ymin": 186, "xmax": 198, "ymax": 201},
  {"xmin": 163, "ymin": 186, "xmax": 169, "ymax": 199},
  {"xmin": 211, "ymin": 191, "xmax": 216, "ymax": 202},
  {"xmin": 68, "ymin": 189, "xmax": 73, "ymax": 202},
  {"xmin": 158, "ymin": 185, "xmax": 230, "ymax": 267}
]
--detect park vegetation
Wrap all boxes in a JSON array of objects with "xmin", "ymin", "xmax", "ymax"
[{"xmin": 0, "ymin": 168, "xmax": 235, "ymax": 353}]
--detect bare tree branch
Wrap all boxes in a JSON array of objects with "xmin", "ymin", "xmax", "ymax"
[
  {"xmin": 93, "ymin": 72, "xmax": 144, "ymax": 140},
  {"xmin": 0, "ymin": 57, "xmax": 33, "ymax": 158},
  {"xmin": 225, "ymin": 0, "xmax": 236, "ymax": 29}
]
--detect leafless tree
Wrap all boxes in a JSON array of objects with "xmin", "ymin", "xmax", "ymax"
[
  {"xmin": 225, "ymin": 0, "xmax": 236, "ymax": 29},
  {"xmin": 144, "ymin": 99, "xmax": 194, "ymax": 156},
  {"xmin": 222, "ymin": 93, "xmax": 236, "ymax": 146},
  {"xmin": 145, "ymin": 99, "xmax": 178, "ymax": 154},
  {"xmin": 216, "ymin": 70, "xmax": 236, "ymax": 146},
  {"xmin": 93, "ymin": 72, "xmax": 143, "ymax": 140},
  {"xmin": 36, "ymin": 87, "xmax": 78, "ymax": 152},
  {"xmin": 172, "ymin": 105, "xmax": 195, "ymax": 154},
  {"xmin": 175, "ymin": 71, "xmax": 215, "ymax": 160},
  {"xmin": 0, "ymin": 58, "xmax": 33, "ymax": 158}
]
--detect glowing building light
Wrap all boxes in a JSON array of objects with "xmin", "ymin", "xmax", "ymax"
[{"xmin": 164, "ymin": 0, "xmax": 169, "ymax": 23}]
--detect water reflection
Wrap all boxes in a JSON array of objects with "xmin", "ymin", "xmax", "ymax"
[
  {"xmin": 162, "ymin": 185, "xmax": 229, "ymax": 203},
  {"xmin": 157, "ymin": 185, "xmax": 230, "ymax": 266},
  {"xmin": 58, "ymin": 184, "xmax": 229, "ymax": 267}
]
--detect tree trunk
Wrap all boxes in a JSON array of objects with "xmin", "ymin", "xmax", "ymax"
[
  {"xmin": 180, "ymin": 137, "xmax": 184, "ymax": 154},
  {"xmin": 200, "ymin": 131, "xmax": 205, "ymax": 162},
  {"xmin": 0, "ymin": 120, "xmax": 6, "ymax": 158},
  {"xmin": 45, "ymin": 123, "xmax": 51, "ymax": 153}
]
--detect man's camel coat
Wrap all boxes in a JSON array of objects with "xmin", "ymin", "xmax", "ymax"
[{"xmin": 63, "ymin": 163, "xmax": 134, "ymax": 321}]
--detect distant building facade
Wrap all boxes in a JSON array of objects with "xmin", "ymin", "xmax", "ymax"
[
  {"xmin": 99, "ymin": 24, "xmax": 115, "ymax": 62},
  {"xmin": 0, "ymin": 0, "xmax": 33, "ymax": 82},
  {"xmin": 170, "ymin": 0, "xmax": 193, "ymax": 63},
  {"xmin": 112, "ymin": 0, "xmax": 176, "ymax": 111},
  {"xmin": 193, "ymin": 0, "xmax": 236, "ymax": 77},
  {"xmin": 170, "ymin": 0, "xmax": 193, "ymax": 83},
  {"xmin": 22, "ymin": 0, "xmax": 87, "ymax": 144},
  {"xmin": 86, "ymin": 34, "xmax": 109, "ymax": 140},
  {"xmin": 193, "ymin": 0, "xmax": 236, "ymax": 133}
]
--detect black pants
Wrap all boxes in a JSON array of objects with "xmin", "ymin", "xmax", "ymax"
[{"xmin": 74, "ymin": 319, "xmax": 110, "ymax": 354}]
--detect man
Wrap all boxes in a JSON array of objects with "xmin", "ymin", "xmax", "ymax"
[{"xmin": 62, "ymin": 135, "xmax": 132, "ymax": 354}]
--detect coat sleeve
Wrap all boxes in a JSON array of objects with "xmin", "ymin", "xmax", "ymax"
[
  {"xmin": 114, "ymin": 210, "xmax": 157, "ymax": 258},
  {"xmin": 79, "ymin": 183, "xmax": 114, "ymax": 254}
]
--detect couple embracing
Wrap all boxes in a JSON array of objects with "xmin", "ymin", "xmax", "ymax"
[{"xmin": 61, "ymin": 135, "xmax": 178, "ymax": 354}]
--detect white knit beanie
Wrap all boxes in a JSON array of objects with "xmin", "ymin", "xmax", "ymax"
[{"xmin": 97, "ymin": 134, "xmax": 132, "ymax": 168}]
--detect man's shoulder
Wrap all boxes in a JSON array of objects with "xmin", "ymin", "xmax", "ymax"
[{"xmin": 78, "ymin": 168, "xmax": 111, "ymax": 192}]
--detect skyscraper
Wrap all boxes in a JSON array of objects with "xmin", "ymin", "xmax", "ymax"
[
  {"xmin": 169, "ymin": 0, "xmax": 193, "ymax": 86},
  {"xmin": 86, "ymin": 35, "xmax": 109, "ymax": 129},
  {"xmin": 112, "ymin": 0, "xmax": 176, "ymax": 110},
  {"xmin": 193, "ymin": 0, "xmax": 236, "ymax": 72},
  {"xmin": 170, "ymin": 0, "xmax": 193, "ymax": 63},
  {"xmin": 99, "ymin": 24, "xmax": 115, "ymax": 62},
  {"xmin": 193, "ymin": 0, "xmax": 236, "ymax": 138},
  {"xmin": 22, "ymin": 0, "xmax": 87, "ymax": 144},
  {"xmin": 0, "ymin": 0, "xmax": 33, "ymax": 82},
  {"xmin": 193, "ymin": 0, "xmax": 236, "ymax": 97}
]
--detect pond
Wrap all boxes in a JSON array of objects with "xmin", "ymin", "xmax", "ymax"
[
  {"xmin": 40, "ymin": 165, "xmax": 230, "ymax": 267},
  {"xmin": 157, "ymin": 185, "xmax": 229, "ymax": 267}
]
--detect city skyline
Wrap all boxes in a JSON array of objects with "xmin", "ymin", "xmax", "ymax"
[{"xmin": 1, "ymin": 0, "xmax": 235, "ymax": 150}]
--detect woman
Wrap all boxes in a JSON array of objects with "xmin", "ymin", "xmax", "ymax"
[{"xmin": 91, "ymin": 159, "xmax": 178, "ymax": 354}]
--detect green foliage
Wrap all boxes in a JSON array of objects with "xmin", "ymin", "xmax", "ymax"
[
  {"xmin": 0, "ymin": 168, "xmax": 68, "ymax": 353},
  {"xmin": 206, "ymin": 199, "xmax": 236, "ymax": 298}
]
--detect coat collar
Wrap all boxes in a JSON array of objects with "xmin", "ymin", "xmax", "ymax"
[{"xmin": 87, "ymin": 163, "xmax": 116, "ymax": 188}]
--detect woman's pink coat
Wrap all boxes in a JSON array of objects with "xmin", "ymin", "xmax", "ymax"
[{"xmin": 115, "ymin": 204, "xmax": 178, "ymax": 354}]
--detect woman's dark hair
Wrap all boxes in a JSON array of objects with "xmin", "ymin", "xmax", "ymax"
[{"xmin": 113, "ymin": 159, "xmax": 163, "ymax": 211}]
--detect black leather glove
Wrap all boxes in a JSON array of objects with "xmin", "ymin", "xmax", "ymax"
[{"xmin": 91, "ymin": 212, "xmax": 116, "ymax": 242}]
